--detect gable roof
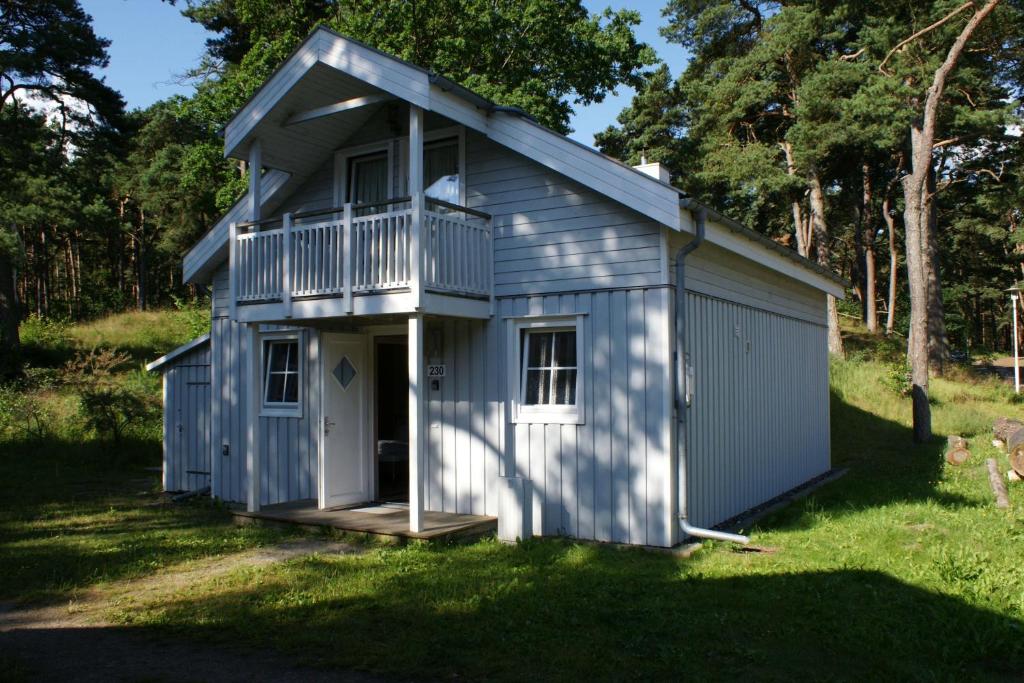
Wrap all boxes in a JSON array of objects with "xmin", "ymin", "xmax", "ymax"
[
  {"xmin": 184, "ymin": 26, "xmax": 843, "ymax": 296},
  {"xmin": 146, "ymin": 334, "xmax": 211, "ymax": 373}
]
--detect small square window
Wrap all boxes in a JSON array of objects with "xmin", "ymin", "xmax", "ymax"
[
  {"xmin": 262, "ymin": 338, "xmax": 302, "ymax": 416},
  {"xmin": 511, "ymin": 316, "xmax": 585, "ymax": 425},
  {"xmin": 522, "ymin": 330, "xmax": 577, "ymax": 406}
]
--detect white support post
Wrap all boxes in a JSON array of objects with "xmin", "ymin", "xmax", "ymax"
[
  {"xmin": 1013, "ymin": 293, "xmax": 1020, "ymax": 395},
  {"xmin": 488, "ymin": 217, "xmax": 495, "ymax": 317},
  {"xmin": 248, "ymin": 140, "xmax": 262, "ymax": 221},
  {"xmin": 344, "ymin": 202, "xmax": 354, "ymax": 314},
  {"xmin": 408, "ymin": 105, "xmax": 425, "ymax": 310},
  {"xmin": 282, "ymin": 212, "xmax": 292, "ymax": 318},
  {"xmin": 246, "ymin": 322, "xmax": 262, "ymax": 512},
  {"xmin": 229, "ymin": 221, "xmax": 238, "ymax": 320},
  {"xmin": 408, "ymin": 314, "xmax": 426, "ymax": 532}
]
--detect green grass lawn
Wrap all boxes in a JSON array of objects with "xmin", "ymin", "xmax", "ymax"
[{"xmin": 4, "ymin": 314, "xmax": 1024, "ymax": 680}]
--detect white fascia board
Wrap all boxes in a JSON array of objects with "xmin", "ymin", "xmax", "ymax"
[
  {"xmin": 700, "ymin": 219, "xmax": 846, "ymax": 298},
  {"xmin": 183, "ymin": 169, "xmax": 292, "ymax": 284},
  {"xmin": 145, "ymin": 333, "xmax": 211, "ymax": 372},
  {"xmin": 224, "ymin": 48, "xmax": 319, "ymax": 157}
]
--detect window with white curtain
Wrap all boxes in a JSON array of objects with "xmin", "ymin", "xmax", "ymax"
[
  {"xmin": 424, "ymin": 138, "xmax": 460, "ymax": 204},
  {"xmin": 349, "ymin": 152, "xmax": 389, "ymax": 214},
  {"xmin": 510, "ymin": 316, "xmax": 586, "ymax": 425}
]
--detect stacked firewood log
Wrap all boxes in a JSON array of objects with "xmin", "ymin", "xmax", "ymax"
[{"xmin": 993, "ymin": 418, "xmax": 1024, "ymax": 478}]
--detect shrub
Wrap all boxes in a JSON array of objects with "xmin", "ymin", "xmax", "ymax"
[
  {"xmin": 64, "ymin": 348, "xmax": 158, "ymax": 443},
  {"xmin": 0, "ymin": 384, "xmax": 52, "ymax": 441},
  {"xmin": 883, "ymin": 361, "xmax": 912, "ymax": 397},
  {"xmin": 19, "ymin": 315, "xmax": 72, "ymax": 366},
  {"xmin": 172, "ymin": 295, "xmax": 211, "ymax": 340},
  {"xmin": 78, "ymin": 386, "xmax": 157, "ymax": 444}
]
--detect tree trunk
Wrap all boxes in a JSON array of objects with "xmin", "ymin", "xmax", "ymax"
[
  {"xmin": 862, "ymin": 164, "xmax": 878, "ymax": 333},
  {"xmin": 896, "ymin": 0, "xmax": 1001, "ymax": 442},
  {"xmin": 136, "ymin": 209, "xmax": 146, "ymax": 311},
  {"xmin": 902, "ymin": 145, "xmax": 932, "ymax": 443},
  {"xmin": 0, "ymin": 233, "xmax": 20, "ymax": 379},
  {"xmin": 925, "ymin": 166, "xmax": 948, "ymax": 374},
  {"xmin": 884, "ymin": 193, "xmax": 898, "ymax": 335},
  {"xmin": 810, "ymin": 172, "xmax": 844, "ymax": 356},
  {"xmin": 782, "ymin": 141, "xmax": 812, "ymax": 257}
]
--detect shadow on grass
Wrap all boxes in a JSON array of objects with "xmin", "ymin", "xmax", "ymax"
[
  {"xmin": 758, "ymin": 389, "xmax": 979, "ymax": 534},
  {"xmin": 101, "ymin": 540, "xmax": 1024, "ymax": 681},
  {"xmin": 0, "ymin": 436, "xmax": 288, "ymax": 604}
]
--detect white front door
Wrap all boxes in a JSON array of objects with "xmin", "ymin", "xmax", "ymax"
[{"xmin": 320, "ymin": 333, "xmax": 370, "ymax": 507}]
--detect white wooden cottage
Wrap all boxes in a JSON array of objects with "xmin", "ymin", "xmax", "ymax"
[{"xmin": 149, "ymin": 27, "xmax": 844, "ymax": 547}]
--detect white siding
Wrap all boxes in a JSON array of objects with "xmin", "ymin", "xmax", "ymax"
[
  {"xmin": 277, "ymin": 157, "xmax": 334, "ymax": 215},
  {"xmin": 210, "ymin": 267, "xmax": 319, "ymax": 505},
  {"xmin": 682, "ymin": 291, "xmax": 831, "ymax": 529},
  {"xmin": 415, "ymin": 288, "xmax": 674, "ymax": 547},
  {"xmin": 670, "ymin": 227, "xmax": 828, "ymax": 326},
  {"xmin": 467, "ymin": 135, "xmax": 664, "ymax": 297},
  {"xmin": 161, "ymin": 343, "xmax": 211, "ymax": 493}
]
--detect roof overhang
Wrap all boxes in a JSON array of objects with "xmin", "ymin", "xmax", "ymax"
[
  {"xmin": 680, "ymin": 199, "xmax": 847, "ymax": 298},
  {"xmin": 145, "ymin": 333, "xmax": 211, "ymax": 372}
]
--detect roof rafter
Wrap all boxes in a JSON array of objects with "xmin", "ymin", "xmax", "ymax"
[{"xmin": 284, "ymin": 94, "xmax": 393, "ymax": 126}]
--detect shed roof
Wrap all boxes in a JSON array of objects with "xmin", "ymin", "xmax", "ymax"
[{"xmin": 145, "ymin": 334, "xmax": 211, "ymax": 373}]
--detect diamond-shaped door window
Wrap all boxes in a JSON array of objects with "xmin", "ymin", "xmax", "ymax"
[{"xmin": 332, "ymin": 356, "xmax": 357, "ymax": 390}]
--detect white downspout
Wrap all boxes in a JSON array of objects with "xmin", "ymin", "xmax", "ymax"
[{"xmin": 675, "ymin": 200, "xmax": 750, "ymax": 545}]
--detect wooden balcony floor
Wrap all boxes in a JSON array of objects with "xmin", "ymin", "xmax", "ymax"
[{"xmin": 233, "ymin": 500, "xmax": 496, "ymax": 542}]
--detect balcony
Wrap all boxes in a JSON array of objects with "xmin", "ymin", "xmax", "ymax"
[{"xmin": 229, "ymin": 196, "xmax": 492, "ymax": 322}]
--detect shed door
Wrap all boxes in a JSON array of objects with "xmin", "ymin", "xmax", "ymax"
[{"xmin": 184, "ymin": 378, "xmax": 212, "ymax": 491}]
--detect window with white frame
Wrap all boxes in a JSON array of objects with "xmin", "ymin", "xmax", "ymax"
[
  {"xmin": 424, "ymin": 138, "xmax": 460, "ymax": 204},
  {"xmin": 262, "ymin": 337, "xmax": 302, "ymax": 416},
  {"xmin": 512, "ymin": 317, "xmax": 585, "ymax": 424}
]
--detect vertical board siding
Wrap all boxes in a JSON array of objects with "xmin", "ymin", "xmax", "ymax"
[
  {"xmin": 418, "ymin": 289, "xmax": 673, "ymax": 546},
  {"xmin": 161, "ymin": 344, "xmax": 211, "ymax": 493},
  {"xmin": 210, "ymin": 265, "xmax": 319, "ymax": 505},
  {"xmin": 682, "ymin": 291, "xmax": 830, "ymax": 529}
]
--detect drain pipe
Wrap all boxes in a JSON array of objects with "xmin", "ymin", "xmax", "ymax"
[{"xmin": 675, "ymin": 200, "xmax": 750, "ymax": 545}]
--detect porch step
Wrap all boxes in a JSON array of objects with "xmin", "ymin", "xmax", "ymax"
[{"xmin": 231, "ymin": 502, "xmax": 496, "ymax": 544}]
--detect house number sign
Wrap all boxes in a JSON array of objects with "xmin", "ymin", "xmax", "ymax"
[{"xmin": 427, "ymin": 364, "xmax": 446, "ymax": 377}]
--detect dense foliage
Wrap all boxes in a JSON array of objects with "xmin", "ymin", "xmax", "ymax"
[
  {"xmin": 598, "ymin": 0, "xmax": 1024, "ymax": 357},
  {"xmin": 0, "ymin": 0, "xmax": 1022, "ymax": 387}
]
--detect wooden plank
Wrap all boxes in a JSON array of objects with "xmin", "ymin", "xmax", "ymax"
[
  {"xmin": 285, "ymin": 94, "xmax": 393, "ymax": 126},
  {"xmin": 627, "ymin": 289, "xmax": 647, "ymax": 546}
]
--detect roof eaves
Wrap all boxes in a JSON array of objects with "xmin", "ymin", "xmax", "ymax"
[
  {"xmin": 145, "ymin": 333, "xmax": 212, "ymax": 372},
  {"xmin": 679, "ymin": 198, "xmax": 849, "ymax": 289}
]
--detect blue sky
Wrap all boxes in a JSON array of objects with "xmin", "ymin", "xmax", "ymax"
[{"xmin": 80, "ymin": 0, "xmax": 682, "ymax": 147}]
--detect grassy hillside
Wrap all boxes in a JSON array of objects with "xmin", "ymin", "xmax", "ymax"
[{"xmin": 2, "ymin": 316, "xmax": 1024, "ymax": 679}]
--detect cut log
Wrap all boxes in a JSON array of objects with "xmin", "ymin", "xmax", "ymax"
[
  {"xmin": 987, "ymin": 458, "xmax": 1010, "ymax": 509},
  {"xmin": 1004, "ymin": 427, "xmax": 1024, "ymax": 478},
  {"xmin": 1010, "ymin": 446, "xmax": 1024, "ymax": 479},
  {"xmin": 944, "ymin": 435, "xmax": 971, "ymax": 465},
  {"xmin": 1008, "ymin": 469, "xmax": 1022, "ymax": 483},
  {"xmin": 993, "ymin": 417, "xmax": 1024, "ymax": 442}
]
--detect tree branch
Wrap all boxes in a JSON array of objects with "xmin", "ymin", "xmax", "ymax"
[
  {"xmin": 879, "ymin": 2, "xmax": 976, "ymax": 75},
  {"xmin": 839, "ymin": 47, "xmax": 866, "ymax": 62}
]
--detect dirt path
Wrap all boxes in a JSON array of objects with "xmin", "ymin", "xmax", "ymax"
[{"xmin": 0, "ymin": 539, "xmax": 395, "ymax": 682}]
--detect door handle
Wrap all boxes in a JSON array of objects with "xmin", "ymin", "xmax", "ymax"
[{"xmin": 324, "ymin": 415, "xmax": 336, "ymax": 435}]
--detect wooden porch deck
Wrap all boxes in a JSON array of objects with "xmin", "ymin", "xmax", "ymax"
[{"xmin": 232, "ymin": 500, "xmax": 496, "ymax": 542}]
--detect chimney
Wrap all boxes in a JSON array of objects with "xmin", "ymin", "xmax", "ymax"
[{"xmin": 633, "ymin": 161, "xmax": 670, "ymax": 184}]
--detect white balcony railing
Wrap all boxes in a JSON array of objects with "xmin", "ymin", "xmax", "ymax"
[{"xmin": 230, "ymin": 197, "xmax": 492, "ymax": 312}]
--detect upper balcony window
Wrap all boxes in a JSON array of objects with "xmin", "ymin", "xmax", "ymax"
[
  {"xmin": 424, "ymin": 138, "xmax": 459, "ymax": 204},
  {"xmin": 349, "ymin": 151, "xmax": 390, "ymax": 209}
]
